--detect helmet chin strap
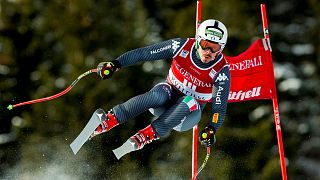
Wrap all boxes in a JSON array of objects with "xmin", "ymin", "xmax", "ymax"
[{"xmin": 195, "ymin": 47, "xmax": 201, "ymax": 59}]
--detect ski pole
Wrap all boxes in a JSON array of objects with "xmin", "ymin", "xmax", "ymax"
[
  {"xmin": 7, "ymin": 69, "xmax": 97, "ymax": 110},
  {"xmin": 192, "ymin": 147, "xmax": 211, "ymax": 180}
]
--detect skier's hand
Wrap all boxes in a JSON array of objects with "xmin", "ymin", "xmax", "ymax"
[
  {"xmin": 97, "ymin": 60, "xmax": 121, "ymax": 79},
  {"xmin": 199, "ymin": 126, "xmax": 216, "ymax": 148}
]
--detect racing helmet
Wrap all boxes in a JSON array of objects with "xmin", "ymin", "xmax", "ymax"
[{"xmin": 196, "ymin": 19, "xmax": 228, "ymax": 51}]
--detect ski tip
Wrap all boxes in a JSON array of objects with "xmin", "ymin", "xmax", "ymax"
[
  {"xmin": 112, "ymin": 138, "xmax": 137, "ymax": 160},
  {"xmin": 112, "ymin": 147, "xmax": 126, "ymax": 160},
  {"xmin": 112, "ymin": 148, "xmax": 125, "ymax": 160},
  {"xmin": 70, "ymin": 143, "xmax": 79, "ymax": 155},
  {"xmin": 7, "ymin": 105, "xmax": 13, "ymax": 110}
]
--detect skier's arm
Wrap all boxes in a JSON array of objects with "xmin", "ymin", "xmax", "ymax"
[
  {"xmin": 208, "ymin": 66, "xmax": 231, "ymax": 132},
  {"xmin": 97, "ymin": 38, "xmax": 186, "ymax": 79},
  {"xmin": 115, "ymin": 38, "xmax": 187, "ymax": 67},
  {"xmin": 199, "ymin": 65, "xmax": 230, "ymax": 148}
]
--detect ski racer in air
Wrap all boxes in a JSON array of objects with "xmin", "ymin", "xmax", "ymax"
[{"xmin": 91, "ymin": 19, "xmax": 231, "ymax": 159}]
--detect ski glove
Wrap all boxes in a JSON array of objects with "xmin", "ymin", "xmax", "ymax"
[
  {"xmin": 199, "ymin": 126, "xmax": 216, "ymax": 148},
  {"xmin": 97, "ymin": 60, "xmax": 121, "ymax": 79}
]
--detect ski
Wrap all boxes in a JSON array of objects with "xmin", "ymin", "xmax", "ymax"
[
  {"xmin": 70, "ymin": 108, "xmax": 106, "ymax": 154},
  {"xmin": 112, "ymin": 138, "xmax": 139, "ymax": 159}
]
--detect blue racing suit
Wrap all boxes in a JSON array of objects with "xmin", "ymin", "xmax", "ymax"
[{"xmin": 110, "ymin": 38, "xmax": 230, "ymax": 137}]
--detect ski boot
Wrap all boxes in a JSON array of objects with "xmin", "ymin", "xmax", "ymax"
[
  {"xmin": 90, "ymin": 108, "xmax": 119, "ymax": 139},
  {"xmin": 70, "ymin": 108, "xmax": 119, "ymax": 154},
  {"xmin": 113, "ymin": 124, "xmax": 159, "ymax": 159}
]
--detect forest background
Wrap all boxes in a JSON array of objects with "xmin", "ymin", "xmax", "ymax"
[{"xmin": 0, "ymin": 0, "xmax": 319, "ymax": 179}]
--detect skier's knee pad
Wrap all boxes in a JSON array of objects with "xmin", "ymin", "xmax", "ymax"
[{"xmin": 182, "ymin": 96, "xmax": 200, "ymax": 112}]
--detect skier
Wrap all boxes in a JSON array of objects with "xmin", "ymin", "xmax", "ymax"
[{"xmin": 91, "ymin": 19, "xmax": 230, "ymax": 159}]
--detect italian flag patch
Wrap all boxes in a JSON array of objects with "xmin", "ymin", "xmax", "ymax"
[{"xmin": 183, "ymin": 96, "xmax": 198, "ymax": 112}]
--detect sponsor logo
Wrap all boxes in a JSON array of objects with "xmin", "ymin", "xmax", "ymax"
[
  {"xmin": 150, "ymin": 45, "xmax": 171, "ymax": 55},
  {"xmin": 170, "ymin": 79, "xmax": 207, "ymax": 100},
  {"xmin": 205, "ymin": 26, "xmax": 223, "ymax": 40},
  {"xmin": 162, "ymin": 85, "xmax": 172, "ymax": 99},
  {"xmin": 215, "ymin": 86, "xmax": 224, "ymax": 105},
  {"xmin": 96, "ymin": 113, "xmax": 104, "ymax": 121},
  {"xmin": 172, "ymin": 40, "xmax": 180, "ymax": 54},
  {"xmin": 215, "ymin": 73, "xmax": 229, "ymax": 82},
  {"xmin": 175, "ymin": 63, "xmax": 212, "ymax": 88},
  {"xmin": 229, "ymin": 56, "xmax": 263, "ymax": 71},
  {"xmin": 190, "ymin": 66, "xmax": 201, "ymax": 75},
  {"xmin": 183, "ymin": 79, "xmax": 196, "ymax": 91},
  {"xmin": 274, "ymin": 106, "xmax": 281, "ymax": 131},
  {"xmin": 179, "ymin": 49, "xmax": 189, "ymax": 58},
  {"xmin": 212, "ymin": 113, "xmax": 219, "ymax": 123},
  {"xmin": 209, "ymin": 69, "xmax": 216, "ymax": 79},
  {"xmin": 228, "ymin": 87, "xmax": 261, "ymax": 101},
  {"xmin": 169, "ymin": 70, "xmax": 212, "ymax": 101}
]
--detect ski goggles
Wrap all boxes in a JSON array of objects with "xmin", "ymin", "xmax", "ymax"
[{"xmin": 199, "ymin": 39, "xmax": 221, "ymax": 53}]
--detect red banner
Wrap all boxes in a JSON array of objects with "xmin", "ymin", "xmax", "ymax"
[{"xmin": 225, "ymin": 38, "xmax": 275, "ymax": 103}]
